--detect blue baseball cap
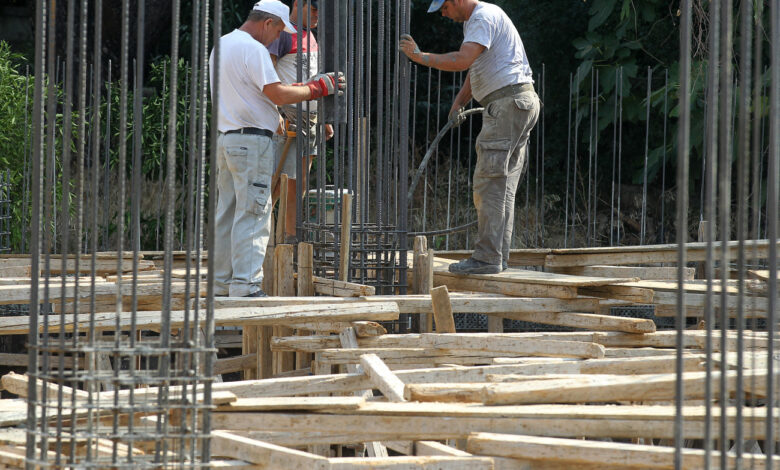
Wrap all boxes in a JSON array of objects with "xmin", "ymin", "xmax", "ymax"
[{"xmin": 428, "ymin": 0, "xmax": 445, "ymax": 13}]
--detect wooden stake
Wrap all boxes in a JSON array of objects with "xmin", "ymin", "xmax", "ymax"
[
  {"xmin": 430, "ymin": 286, "xmax": 457, "ymax": 334},
  {"xmin": 339, "ymin": 193, "xmax": 353, "ymax": 282},
  {"xmin": 274, "ymin": 244, "xmax": 296, "ymax": 374}
]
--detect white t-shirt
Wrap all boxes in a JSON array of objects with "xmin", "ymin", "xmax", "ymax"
[
  {"xmin": 209, "ymin": 29, "xmax": 282, "ymax": 133},
  {"xmin": 463, "ymin": 2, "xmax": 534, "ymax": 103}
]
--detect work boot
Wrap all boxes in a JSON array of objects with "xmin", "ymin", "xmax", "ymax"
[
  {"xmin": 502, "ymin": 260, "xmax": 508, "ymax": 271},
  {"xmin": 448, "ymin": 257, "xmax": 501, "ymax": 275},
  {"xmin": 244, "ymin": 289, "xmax": 268, "ymax": 298}
]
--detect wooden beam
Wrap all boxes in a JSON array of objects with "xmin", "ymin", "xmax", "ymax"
[
  {"xmin": 406, "ymin": 370, "xmax": 772, "ymax": 405},
  {"xmin": 494, "ymin": 310, "xmax": 655, "ymax": 334},
  {"xmin": 210, "ymin": 404, "xmax": 773, "ymax": 441},
  {"xmin": 274, "ymin": 244, "xmax": 296, "ymax": 374},
  {"xmin": 359, "ymin": 354, "xmax": 406, "ymax": 402},
  {"xmin": 327, "ymin": 456, "xmax": 495, "ymax": 469},
  {"xmin": 466, "ymin": 432, "xmax": 780, "ymax": 469},
  {"xmin": 554, "ymin": 265, "xmax": 696, "ymax": 281},
  {"xmin": 210, "ymin": 430, "xmax": 328, "ymax": 469},
  {"xmin": 543, "ymin": 239, "xmax": 777, "ymax": 267},
  {"xmin": 340, "ymin": 328, "xmax": 388, "ymax": 458},
  {"xmin": 312, "ymin": 276, "xmax": 376, "ymax": 297}
]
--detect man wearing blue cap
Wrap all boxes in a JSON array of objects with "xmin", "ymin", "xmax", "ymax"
[
  {"xmin": 210, "ymin": 0, "xmax": 345, "ymax": 297},
  {"xmin": 400, "ymin": 0, "xmax": 540, "ymax": 275}
]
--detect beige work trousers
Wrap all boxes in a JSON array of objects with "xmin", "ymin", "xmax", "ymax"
[{"xmin": 472, "ymin": 89, "xmax": 541, "ymax": 266}]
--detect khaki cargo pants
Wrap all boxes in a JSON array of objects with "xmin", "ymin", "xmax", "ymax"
[{"xmin": 472, "ymin": 89, "xmax": 540, "ymax": 266}]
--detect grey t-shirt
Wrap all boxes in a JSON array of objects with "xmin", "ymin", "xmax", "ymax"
[{"xmin": 463, "ymin": 2, "xmax": 533, "ymax": 103}]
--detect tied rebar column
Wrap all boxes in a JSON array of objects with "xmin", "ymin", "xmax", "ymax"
[{"xmin": 24, "ymin": 0, "xmax": 216, "ymax": 467}]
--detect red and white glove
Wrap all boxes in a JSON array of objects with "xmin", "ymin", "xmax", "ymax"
[{"xmin": 306, "ymin": 72, "xmax": 346, "ymax": 100}]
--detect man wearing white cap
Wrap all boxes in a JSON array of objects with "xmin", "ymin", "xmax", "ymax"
[
  {"xmin": 399, "ymin": 0, "xmax": 540, "ymax": 275},
  {"xmin": 210, "ymin": 0, "xmax": 345, "ymax": 297}
]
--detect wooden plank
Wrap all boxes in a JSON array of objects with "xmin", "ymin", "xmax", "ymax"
[
  {"xmin": 0, "ymin": 281, "xmax": 199, "ymax": 307},
  {"xmin": 327, "ymin": 456, "xmax": 494, "ymax": 469},
  {"xmin": 209, "ymin": 404, "xmax": 773, "ymax": 441},
  {"xmin": 430, "ymin": 286, "xmax": 457, "ymax": 333},
  {"xmin": 216, "ymin": 396, "xmax": 365, "ymax": 412},
  {"xmin": 544, "ymin": 239, "xmax": 776, "ymax": 267},
  {"xmin": 578, "ymin": 285, "xmax": 654, "ymax": 303},
  {"xmin": 466, "ymin": 432, "xmax": 780, "ymax": 469},
  {"xmin": 653, "ymin": 290, "xmax": 771, "ymax": 317},
  {"xmin": 359, "ymin": 354, "xmax": 406, "ymax": 402},
  {"xmin": 435, "ymin": 274, "xmax": 578, "ymax": 299},
  {"xmin": 434, "ymin": 258, "xmax": 637, "ymax": 286},
  {"xmin": 421, "ymin": 334, "xmax": 605, "ymax": 359},
  {"xmin": 210, "ymin": 431, "xmax": 328, "ymax": 469},
  {"xmin": 209, "ymin": 294, "xmax": 599, "ymax": 315},
  {"xmin": 435, "ymin": 249, "xmax": 549, "ymax": 267},
  {"xmin": 0, "ymin": 302, "xmax": 400, "ymax": 336},
  {"xmin": 555, "ymin": 265, "xmax": 696, "ymax": 281}
]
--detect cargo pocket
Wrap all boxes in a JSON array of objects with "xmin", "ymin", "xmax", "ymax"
[
  {"xmin": 475, "ymin": 138, "xmax": 512, "ymax": 177},
  {"xmin": 514, "ymin": 92, "xmax": 537, "ymax": 111},
  {"xmin": 247, "ymin": 177, "xmax": 271, "ymax": 215}
]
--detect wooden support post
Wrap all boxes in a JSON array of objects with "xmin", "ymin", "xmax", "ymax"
[
  {"xmin": 413, "ymin": 236, "xmax": 428, "ymax": 295},
  {"xmin": 276, "ymin": 173, "xmax": 289, "ymax": 246},
  {"xmin": 274, "ymin": 244, "xmax": 296, "ymax": 374},
  {"xmin": 297, "ymin": 243, "xmax": 315, "ymax": 297},
  {"xmin": 243, "ymin": 325, "xmax": 258, "ymax": 380},
  {"xmin": 339, "ymin": 193, "xmax": 353, "ymax": 282},
  {"xmin": 430, "ymin": 286, "xmax": 457, "ymax": 334},
  {"xmin": 296, "ymin": 243, "xmax": 315, "ymax": 370},
  {"xmin": 257, "ymin": 326, "xmax": 273, "ymax": 379},
  {"xmin": 263, "ymin": 212, "xmax": 276, "ymax": 295}
]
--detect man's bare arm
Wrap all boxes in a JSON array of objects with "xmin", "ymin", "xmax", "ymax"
[
  {"xmin": 263, "ymin": 82, "xmax": 312, "ymax": 106},
  {"xmin": 399, "ymin": 35, "xmax": 485, "ymax": 72}
]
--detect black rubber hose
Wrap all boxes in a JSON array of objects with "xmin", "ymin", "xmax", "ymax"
[{"xmin": 407, "ymin": 107, "xmax": 484, "ymax": 201}]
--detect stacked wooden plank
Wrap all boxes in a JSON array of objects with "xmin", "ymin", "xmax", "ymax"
[{"xmin": 0, "ymin": 240, "xmax": 775, "ymax": 467}]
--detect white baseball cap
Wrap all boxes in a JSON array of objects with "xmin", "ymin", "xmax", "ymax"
[{"xmin": 253, "ymin": 0, "xmax": 296, "ymax": 33}]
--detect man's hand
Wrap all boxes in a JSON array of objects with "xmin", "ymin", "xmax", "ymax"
[
  {"xmin": 448, "ymin": 106, "xmax": 466, "ymax": 128},
  {"xmin": 399, "ymin": 34, "xmax": 421, "ymax": 60},
  {"xmin": 306, "ymin": 72, "xmax": 346, "ymax": 100},
  {"xmin": 325, "ymin": 124, "xmax": 334, "ymax": 141}
]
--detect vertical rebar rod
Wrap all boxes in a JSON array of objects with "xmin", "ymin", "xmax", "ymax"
[
  {"xmin": 564, "ymin": 73, "xmax": 572, "ymax": 247},
  {"xmin": 641, "ymin": 66, "xmax": 651, "ymax": 245},
  {"xmin": 674, "ymin": 0, "xmax": 692, "ymax": 468},
  {"xmin": 25, "ymin": 0, "xmax": 46, "ymax": 464},
  {"xmin": 765, "ymin": 0, "xmax": 780, "ymax": 465}
]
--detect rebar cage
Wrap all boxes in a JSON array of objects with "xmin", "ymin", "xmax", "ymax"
[{"xmin": 24, "ymin": 0, "xmax": 218, "ymax": 467}]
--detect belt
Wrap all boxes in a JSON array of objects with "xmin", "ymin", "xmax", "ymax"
[
  {"xmin": 224, "ymin": 127, "xmax": 273, "ymax": 137},
  {"xmin": 479, "ymin": 83, "xmax": 534, "ymax": 107}
]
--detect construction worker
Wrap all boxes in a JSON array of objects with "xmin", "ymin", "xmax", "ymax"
[
  {"xmin": 268, "ymin": 0, "xmax": 333, "ymax": 242},
  {"xmin": 400, "ymin": 0, "xmax": 540, "ymax": 274},
  {"xmin": 210, "ymin": 0, "xmax": 344, "ymax": 297}
]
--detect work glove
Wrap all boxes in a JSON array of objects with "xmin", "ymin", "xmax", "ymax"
[
  {"xmin": 399, "ymin": 34, "xmax": 421, "ymax": 59},
  {"xmin": 448, "ymin": 106, "xmax": 466, "ymax": 128},
  {"xmin": 306, "ymin": 72, "xmax": 346, "ymax": 100}
]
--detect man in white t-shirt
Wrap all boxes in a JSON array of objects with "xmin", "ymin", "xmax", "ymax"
[
  {"xmin": 210, "ymin": 0, "xmax": 344, "ymax": 297},
  {"xmin": 400, "ymin": 0, "xmax": 540, "ymax": 275}
]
